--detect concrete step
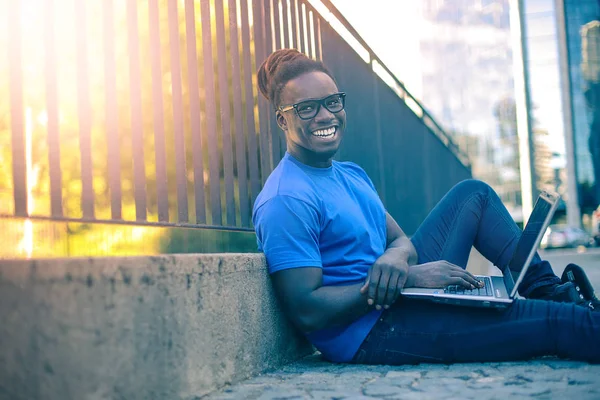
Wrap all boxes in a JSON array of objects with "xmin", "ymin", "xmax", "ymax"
[{"xmin": 0, "ymin": 254, "xmax": 313, "ymax": 399}]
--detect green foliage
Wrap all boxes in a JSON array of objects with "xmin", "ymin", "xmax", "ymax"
[
  {"xmin": 0, "ymin": 0, "xmax": 263, "ymax": 257},
  {"xmin": 159, "ymin": 227, "xmax": 258, "ymax": 254}
]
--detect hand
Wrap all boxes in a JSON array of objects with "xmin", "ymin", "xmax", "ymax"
[
  {"xmin": 360, "ymin": 258, "xmax": 409, "ymax": 310},
  {"xmin": 405, "ymin": 260, "xmax": 484, "ymax": 289}
]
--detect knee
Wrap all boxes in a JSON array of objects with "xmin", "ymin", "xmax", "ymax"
[{"xmin": 449, "ymin": 179, "xmax": 493, "ymax": 202}]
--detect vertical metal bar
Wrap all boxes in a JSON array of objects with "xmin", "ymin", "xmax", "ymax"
[
  {"xmin": 148, "ymin": 0, "xmax": 170, "ymax": 222},
  {"xmin": 214, "ymin": 0, "xmax": 236, "ymax": 226},
  {"xmin": 281, "ymin": 0, "xmax": 290, "ymax": 48},
  {"xmin": 240, "ymin": 0, "xmax": 261, "ymax": 205},
  {"xmin": 315, "ymin": 16, "xmax": 322, "ymax": 60},
  {"xmin": 167, "ymin": 0, "xmax": 189, "ymax": 222},
  {"xmin": 74, "ymin": 1, "xmax": 95, "ymax": 218},
  {"xmin": 264, "ymin": 0, "xmax": 273, "ymax": 53},
  {"xmin": 126, "ymin": 0, "xmax": 147, "ymax": 221},
  {"xmin": 265, "ymin": 0, "xmax": 273, "ymax": 54},
  {"xmin": 265, "ymin": 0, "xmax": 282, "ymax": 170},
  {"xmin": 184, "ymin": 0, "xmax": 207, "ymax": 224},
  {"xmin": 288, "ymin": 0, "xmax": 295, "ymax": 48},
  {"xmin": 103, "ymin": 0, "xmax": 122, "ymax": 220},
  {"xmin": 255, "ymin": 0, "xmax": 273, "ymax": 184},
  {"xmin": 228, "ymin": 0, "xmax": 250, "ymax": 227},
  {"xmin": 555, "ymin": 0, "xmax": 581, "ymax": 227},
  {"xmin": 302, "ymin": 3, "xmax": 311, "ymax": 57},
  {"xmin": 291, "ymin": 0, "xmax": 300, "ymax": 51},
  {"xmin": 8, "ymin": 0, "xmax": 26, "ymax": 217},
  {"xmin": 308, "ymin": 10, "xmax": 316, "ymax": 60},
  {"xmin": 271, "ymin": 0, "xmax": 281, "ymax": 50},
  {"xmin": 296, "ymin": 0, "xmax": 306, "ymax": 54},
  {"xmin": 511, "ymin": 0, "xmax": 535, "ymax": 220},
  {"xmin": 45, "ymin": 0, "xmax": 63, "ymax": 217},
  {"xmin": 201, "ymin": 0, "xmax": 223, "ymax": 225}
]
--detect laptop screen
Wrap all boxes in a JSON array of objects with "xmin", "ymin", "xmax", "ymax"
[{"xmin": 505, "ymin": 192, "xmax": 558, "ymax": 296}]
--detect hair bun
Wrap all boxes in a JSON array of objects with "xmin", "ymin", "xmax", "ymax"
[{"xmin": 257, "ymin": 49, "xmax": 306, "ymax": 101}]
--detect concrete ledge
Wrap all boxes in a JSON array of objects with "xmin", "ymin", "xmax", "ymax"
[{"xmin": 0, "ymin": 254, "xmax": 313, "ymax": 399}]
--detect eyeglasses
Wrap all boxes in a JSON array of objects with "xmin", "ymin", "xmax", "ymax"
[{"xmin": 278, "ymin": 92, "xmax": 346, "ymax": 120}]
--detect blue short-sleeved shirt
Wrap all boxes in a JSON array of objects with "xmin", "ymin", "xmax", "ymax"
[{"xmin": 252, "ymin": 152, "xmax": 387, "ymax": 362}]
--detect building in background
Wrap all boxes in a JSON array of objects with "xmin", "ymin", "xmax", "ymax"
[
  {"xmin": 332, "ymin": 0, "xmax": 599, "ymax": 227},
  {"xmin": 580, "ymin": 19, "xmax": 600, "ymax": 205},
  {"xmin": 420, "ymin": 0, "xmax": 526, "ymax": 221},
  {"xmin": 518, "ymin": 0, "xmax": 599, "ymax": 228},
  {"xmin": 560, "ymin": 1, "xmax": 600, "ymax": 225},
  {"xmin": 333, "ymin": 0, "xmax": 524, "ymax": 220}
]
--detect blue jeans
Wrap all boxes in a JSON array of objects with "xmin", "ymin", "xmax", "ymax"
[{"xmin": 352, "ymin": 179, "xmax": 600, "ymax": 364}]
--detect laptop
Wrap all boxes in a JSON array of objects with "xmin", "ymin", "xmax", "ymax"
[{"xmin": 401, "ymin": 190, "xmax": 560, "ymax": 308}]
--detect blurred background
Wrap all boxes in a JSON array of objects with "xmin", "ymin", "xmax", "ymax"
[
  {"xmin": 0, "ymin": 0, "xmax": 598, "ymax": 258},
  {"xmin": 334, "ymin": 0, "xmax": 600, "ymax": 242}
]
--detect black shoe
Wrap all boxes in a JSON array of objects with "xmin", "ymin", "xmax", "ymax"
[
  {"xmin": 561, "ymin": 264, "xmax": 596, "ymax": 298},
  {"xmin": 531, "ymin": 281, "xmax": 587, "ymax": 304},
  {"xmin": 561, "ymin": 263, "xmax": 600, "ymax": 312},
  {"xmin": 528, "ymin": 264, "xmax": 599, "ymax": 312}
]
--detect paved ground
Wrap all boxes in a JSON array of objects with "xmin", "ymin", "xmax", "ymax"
[
  {"xmin": 206, "ymin": 355, "xmax": 600, "ymax": 399},
  {"xmin": 206, "ymin": 249, "xmax": 600, "ymax": 399}
]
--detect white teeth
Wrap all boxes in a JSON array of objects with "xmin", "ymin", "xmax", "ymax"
[{"xmin": 312, "ymin": 127, "xmax": 336, "ymax": 137}]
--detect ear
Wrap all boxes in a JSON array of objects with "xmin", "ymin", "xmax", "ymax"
[{"xmin": 276, "ymin": 111, "xmax": 288, "ymax": 131}]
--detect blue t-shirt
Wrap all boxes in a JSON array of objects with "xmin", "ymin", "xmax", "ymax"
[{"xmin": 252, "ymin": 152, "xmax": 387, "ymax": 362}]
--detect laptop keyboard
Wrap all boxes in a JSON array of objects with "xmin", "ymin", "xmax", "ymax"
[{"xmin": 444, "ymin": 276, "xmax": 493, "ymax": 296}]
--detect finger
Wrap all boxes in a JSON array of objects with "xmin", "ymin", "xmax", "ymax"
[
  {"xmin": 360, "ymin": 270, "xmax": 371, "ymax": 294},
  {"xmin": 376, "ymin": 270, "xmax": 391, "ymax": 309},
  {"xmin": 397, "ymin": 267, "xmax": 409, "ymax": 290},
  {"xmin": 385, "ymin": 271, "xmax": 400, "ymax": 308},
  {"xmin": 360, "ymin": 279, "xmax": 369, "ymax": 294},
  {"xmin": 461, "ymin": 269, "xmax": 479, "ymax": 281},
  {"xmin": 449, "ymin": 276, "xmax": 474, "ymax": 288},
  {"xmin": 368, "ymin": 269, "xmax": 381, "ymax": 306},
  {"xmin": 447, "ymin": 265, "xmax": 480, "ymax": 287},
  {"xmin": 467, "ymin": 272, "xmax": 485, "ymax": 287},
  {"xmin": 452, "ymin": 271, "xmax": 480, "ymax": 288},
  {"xmin": 476, "ymin": 277, "xmax": 485, "ymax": 288}
]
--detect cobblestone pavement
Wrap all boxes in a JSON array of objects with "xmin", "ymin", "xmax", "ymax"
[{"xmin": 205, "ymin": 354, "xmax": 600, "ymax": 399}]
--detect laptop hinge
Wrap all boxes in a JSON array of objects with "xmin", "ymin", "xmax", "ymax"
[{"xmin": 504, "ymin": 267, "xmax": 516, "ymax": 295}]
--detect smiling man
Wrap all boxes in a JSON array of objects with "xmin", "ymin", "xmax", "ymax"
[{"xmin": 252, "ymin": 48, "xmax": 600, "ymax": 366}]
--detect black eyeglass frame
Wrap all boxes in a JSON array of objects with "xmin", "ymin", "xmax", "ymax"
[{"xmin": 278, "ymin": 92, "xmax": 346, "ymax": 120}]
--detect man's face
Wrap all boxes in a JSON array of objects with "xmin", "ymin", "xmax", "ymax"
[{"xmin": 277, "ymin": 71, "xmax": 346, "ymax": 166}]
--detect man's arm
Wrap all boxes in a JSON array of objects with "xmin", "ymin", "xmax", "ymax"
[
  {"xmin": 271, "ymin": 267, "xmax": 370, "ymax": 333},
  {"xmin": 271, "ymin": 212, "xmax": 415, "ymax": 333},
  {"xmin": 361, "ymin": 212, "xmax": 418, "ymax": 309},
  {"xmin": 383, "ymin": 212, "xmax": 418, "ymax": 265}
]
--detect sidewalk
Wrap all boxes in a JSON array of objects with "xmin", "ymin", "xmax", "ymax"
[{"xmin": 205, "ymin": 353, "xmax": 600, "ymax": 399}]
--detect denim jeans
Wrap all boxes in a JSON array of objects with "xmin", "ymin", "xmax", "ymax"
[{"xmin": 352, "ymin": 179, "xmax": 600, "ymax": 364}]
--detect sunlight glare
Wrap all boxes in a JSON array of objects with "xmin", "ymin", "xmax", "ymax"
[
  {"xmin": 17, "ymin": 107, "xmax": 38, "ymax": 258},
  {"xmin": 307, "ymin": 0, "xmax": 370, "ymax": 63}
]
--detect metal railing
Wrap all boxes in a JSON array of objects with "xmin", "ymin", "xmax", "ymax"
[
  {"xmin": 1, "ymin": 0, "xmax": 470, "ymax": 239},
  {"xmin": 311, "ymin": 0, "xmax": 470, "ymax": 167}
]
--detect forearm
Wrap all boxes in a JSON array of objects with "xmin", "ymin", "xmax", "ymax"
[
  {"xmin": 300, "ymin": 236, "xmax": 417, "ymax": 332},
  {"xmin": 300, "ymin": 283, "xmax": 371, "ymax": 333},
  {"xmin": 291, "ymin": 238, "xmax": 418, "ymax": 333}
]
